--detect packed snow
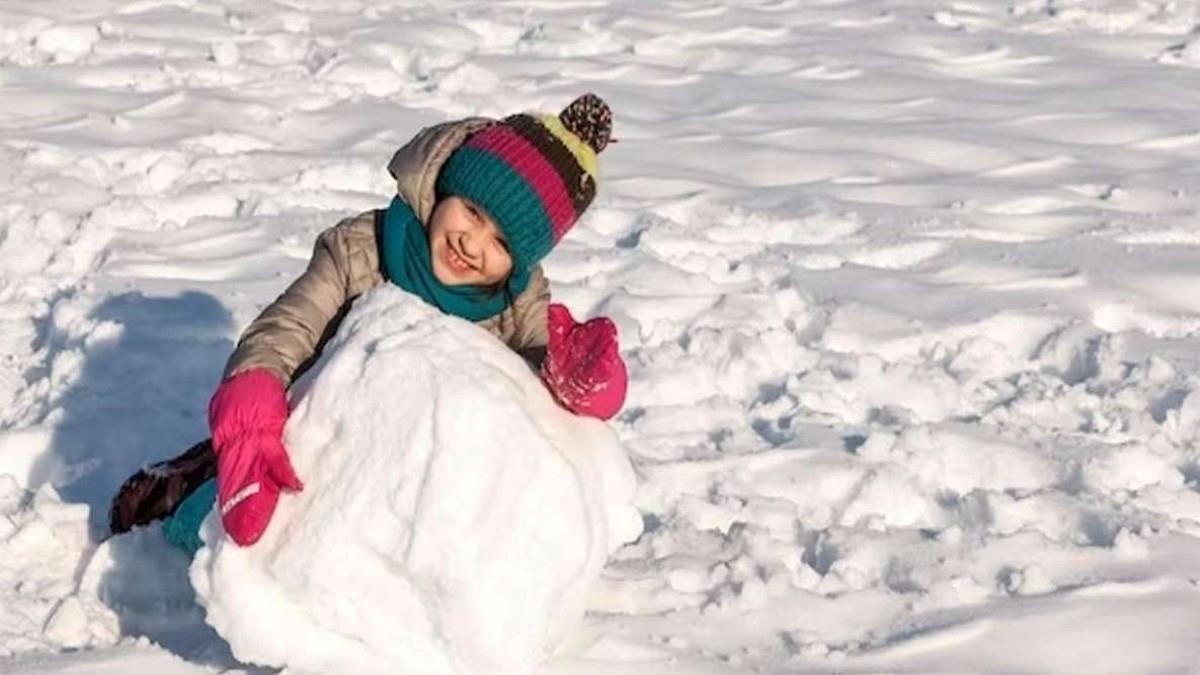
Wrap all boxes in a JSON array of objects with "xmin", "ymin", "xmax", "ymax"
[
  {"xmin": 191, "ymin": 287, "xmax": 641, "ymax": 675},
  {"xmin": 3, "ymin": 0, "xmax": 1200, "ymax": 673}
]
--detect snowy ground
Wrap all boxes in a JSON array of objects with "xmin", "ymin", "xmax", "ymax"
[{"xmin": 3, "ymin": 0, "xmax": 1200, "ymax": 672}]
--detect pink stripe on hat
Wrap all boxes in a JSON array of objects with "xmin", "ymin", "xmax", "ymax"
[{"xmin": 465, "ymin": 126, "xmax": 577, "ymax": 241}]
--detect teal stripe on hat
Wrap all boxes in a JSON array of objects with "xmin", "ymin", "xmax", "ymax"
[{"xmin": 436, "ymin": 146, "xmax": 555, "ymax": 276}]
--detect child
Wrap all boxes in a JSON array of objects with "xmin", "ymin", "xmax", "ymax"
[{"xmin": 110, "ymin": 93, "xmax": 628, "ymax": 550}]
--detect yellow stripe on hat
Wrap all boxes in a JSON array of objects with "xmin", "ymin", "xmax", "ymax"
[{"xmin": 538, "ymin": 114, "xmax": 598, "ymax": 179}]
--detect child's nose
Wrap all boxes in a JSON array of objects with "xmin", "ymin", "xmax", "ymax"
[{"xmin": 461, "ymin": 231, "xmax": 483, "ymax": 259}]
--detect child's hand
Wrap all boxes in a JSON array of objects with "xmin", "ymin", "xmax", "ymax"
[
  {"xmin": 541, "ymin": 303, "xmax": 628, "ymax": 420},
  {"xmin": 208, "ymin": 369, "xmax": 303, "ymax": 546}
]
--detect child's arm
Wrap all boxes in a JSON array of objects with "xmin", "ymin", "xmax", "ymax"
[
  {"xmin": 505, "ymin": 268, "xmax": 628, "ymax": 420},
  {"xmin": 507, "ymin": 265, "xmax": 552, "ymax": 367},
  {"xmin": 210, "ymin": 221, "xmax": 357, "ymax": 546},
  {"xmin": 224, "ymin": 226, "xmax": 354, "ymax": 386}
]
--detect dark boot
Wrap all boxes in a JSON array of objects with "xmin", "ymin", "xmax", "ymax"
[{"xmin": 109, "ymin": 439, "xmax": 217, "ymax": 535}]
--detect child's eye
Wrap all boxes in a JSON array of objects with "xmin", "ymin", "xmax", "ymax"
[{"xmin": 466, "ymin": 204, "xmax": 481, "ymax": 220}]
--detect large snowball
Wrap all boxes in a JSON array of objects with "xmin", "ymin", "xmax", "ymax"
[{"xmin": 190, "ymin": 287, "xmax": 642, "ymax": 674}]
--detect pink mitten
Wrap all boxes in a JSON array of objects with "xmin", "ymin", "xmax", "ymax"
[
  {"xmin": 208, "ymin": 369, "xmax": 303, "ymax": 546},
  {"xmin": 541, "ymin": 303, "xmax": 628, "ymax": 420}
]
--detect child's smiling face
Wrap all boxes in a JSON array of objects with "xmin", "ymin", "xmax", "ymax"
[{"xmin": 427, "ymin": 196, "xmax": 513, "ymax": 287}]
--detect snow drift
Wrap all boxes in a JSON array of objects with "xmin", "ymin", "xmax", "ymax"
[{"xmin": 189, "ymin": 287, "xmax": 642, "ymax": 674}]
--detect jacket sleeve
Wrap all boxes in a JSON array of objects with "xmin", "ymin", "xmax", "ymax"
[
  {"xmin": 507, "ymin": 264, "xmax": 551, "ymax": 356},
  {"xmin": 223, "ymin": 226, "xmax": 352, "ymax": 386}
]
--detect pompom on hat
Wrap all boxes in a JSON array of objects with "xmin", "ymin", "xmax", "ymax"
[{"xmin": 435, "ymin": 93, "xmax": 614, "ymax": 280}]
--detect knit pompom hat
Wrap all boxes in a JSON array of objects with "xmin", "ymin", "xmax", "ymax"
[{"xmin": 434, "ymin": 93, "xmax": 613, "ymax": 278}]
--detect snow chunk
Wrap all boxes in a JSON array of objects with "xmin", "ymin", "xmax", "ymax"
[
  {"xmin": 192, "ymin": 287, "xmax": 641, "ymax": 674},
  {"xmin": 209, "ymin": 41, "xmax": 239, "ymax": 67},
  {"xmin": 0, "ymin": 479, "xmax": 120, "ymax": 655},
  {"xmin": 1083, "ymin": 444, "xmax": 1183, "ymax": 493},
  {"xmin": 1181, "ymin": 38, "xmax": 1200, "ymax": 66},
  {"xmin": 33, "ymin": 24, "xmax": 100, "ymax": 63}
]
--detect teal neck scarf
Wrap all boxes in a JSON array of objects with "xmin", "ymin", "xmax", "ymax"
[{"xmin": 378, "ymin": 196, "xmax": 529, "ymax": 322}]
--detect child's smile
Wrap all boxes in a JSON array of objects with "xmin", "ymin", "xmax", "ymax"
[
  {"xmin": 444, "ymin": 241, "xmax": 473, "ymax": 275},
  {"xmin": 427, "ymin": 196, "xmax": 513, "ymax": 287}
]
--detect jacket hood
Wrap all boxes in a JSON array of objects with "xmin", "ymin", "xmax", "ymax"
[{"xmin": 386, "ymin": 116, "xmax": 494, "ymax": 226}]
